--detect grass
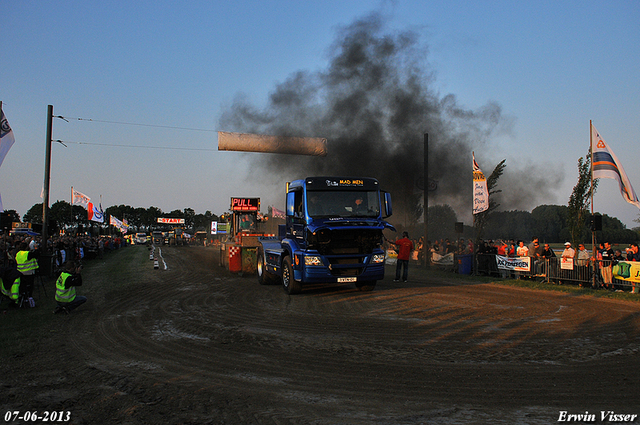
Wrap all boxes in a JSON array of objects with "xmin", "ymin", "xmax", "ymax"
[
  {"xmin": 497, "ymin": 277, "xmax": 640, "ymax": 302},
  {"xmin": 420, "ymin": 266, "xmax": 640, "ymax": 302}
]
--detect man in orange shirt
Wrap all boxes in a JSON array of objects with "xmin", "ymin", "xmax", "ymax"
[{"xmin": 394, "ymin": 232, "xmax": 414, "ymax": 282}]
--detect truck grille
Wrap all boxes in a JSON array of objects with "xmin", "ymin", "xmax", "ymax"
[{"xmin": 312, "ymin": 228, "xmax": 382, "ymax": 256}]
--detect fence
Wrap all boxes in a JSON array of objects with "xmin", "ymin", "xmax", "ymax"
[{"xmin": 473, "ymin": 254, "xmax": 637, "ymax": 292}]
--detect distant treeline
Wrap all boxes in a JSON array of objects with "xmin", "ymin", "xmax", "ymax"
[
  {"xmin": 15, "ymin": 201, "xmax": 640, "ymax": 244},
  {"xmin": 395, "ymin": 204, "xmax": 639, "ymax": 244},
  {"xmin": 20, "ymin": 201, "xmax": 220, "ymax": 234}
]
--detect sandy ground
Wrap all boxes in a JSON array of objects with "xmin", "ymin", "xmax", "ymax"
[{"xmin": 2, "ymin": 245, "xmax": 640, "ymax": 425}]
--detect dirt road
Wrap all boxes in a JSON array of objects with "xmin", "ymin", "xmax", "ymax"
[{"xmin": 3, "ymin": 245, "xmax": 640, "ymax": 424}]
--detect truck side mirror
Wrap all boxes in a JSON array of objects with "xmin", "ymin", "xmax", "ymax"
[
  {"xmin": 382, "ymin": 191, "xmax": 392, "ymax": 218},
  {"xmin": 286, "ymin": 192, "xmax": 296, "ymax": 217}
]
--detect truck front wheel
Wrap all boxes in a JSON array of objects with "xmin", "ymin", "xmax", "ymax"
[
  {"xmin": 355, "ymin": 281, "xmax": 376, "ymax": 292},
  {"xmin": 282, "ymin": 256, "xmax": 302, "ymax": 295}
]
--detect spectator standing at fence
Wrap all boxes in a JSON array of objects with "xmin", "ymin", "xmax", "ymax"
[
  {"xmin": 394, "ymin": 232, "xmax": 414, "ymax": 283},
  {"xmin": 561, "ymin": 242, "xmax": 575, "ymax": 259},
  {"xmin": 527, "ymin": 237, "xmax": 540, "ymax": 257},
  {"xmin": 614, "ymin": 249, "xmax": 624, "ymax": 261},
  {"xmin": 558, "ymin": 242, "xmax": 575, "ymax": 285},
  {"xmin": 528, "ymin": 238, "xmax": 543, "ymax": 275},
  {"xmin": 516, "ymin": 241, "xmax": 528, "ymax": 257},
  {"xmin": 626, "ymin": 243, "xmax": 640, "ymax": 261},
  {"xmin": 600, "ymin": 241, "xmax": 614, "ymax": 290},
  {"xmin": 541, "ymin": 243, "xmax": 555, "ymax": 277},
  {"xmin": 625, "ymin": 243, "xmax": 640, "ymax": 293},
  {"xmin": 496, "ymin": 240, "xmax": 507, "ymax": 256},
  {"xmin": 576, "ymin": 244, "xmax": 590, "ymax": 266},
  {"xmin": 576, "ymin": 243, "xmax": 591, "ymax": 287}
]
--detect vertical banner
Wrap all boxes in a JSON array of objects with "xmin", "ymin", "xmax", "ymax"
[{"xmin": 473, "ymin": 152, "xmax": 489, "ymax": 214}]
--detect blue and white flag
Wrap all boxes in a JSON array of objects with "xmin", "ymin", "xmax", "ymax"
[
  {"xmin": 0, "ymin": 105, "xmax": 16, "ymax": 169},
  {"xmin": 591, "ymin": 124, "xmax": 640, "ymax": 210},
  {"xmin": 88, "ymin": 202, "xmax": 104, "ymax": 223}
]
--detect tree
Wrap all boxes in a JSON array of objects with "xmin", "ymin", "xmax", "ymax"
[
  {"xmin": 426, "ymin": 204, "xmax": 458, "ymax": 241},
  {"xmin": 23, "ymin": 204, "xmax": 43, "ymax": 224},
  {"xmin": 2, "ymin": 209, "xmax": 21, "ymax": 224},
  {"xmin": 567, "ymin": 150, "xmax": 597, "ymax": 246},
  {"xmin": 531, "ymin": 205, "xmax": 568, "ymax": 243},
  {"xmin": 474, "ymin": 159, "xmax": 506, "ymax": 242}
]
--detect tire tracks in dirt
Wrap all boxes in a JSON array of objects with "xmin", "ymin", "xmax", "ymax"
[{"xmin": 68, "ymin": 246, "xmax": 640, "ymax": 424}]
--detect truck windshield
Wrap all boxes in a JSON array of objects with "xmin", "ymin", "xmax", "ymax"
[{"xmin": 307, "ymin": 191, "xmax": 380, "ymax": 218}]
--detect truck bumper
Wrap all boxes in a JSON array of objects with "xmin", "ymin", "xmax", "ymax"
[{"xmin": 294, "ymin": 253, "xmax": 385, "ymax": 283}]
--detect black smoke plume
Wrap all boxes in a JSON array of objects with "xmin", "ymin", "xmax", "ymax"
[{"xmin": 219, "ymin": 12, "xmax": 556, "ymax": 227}]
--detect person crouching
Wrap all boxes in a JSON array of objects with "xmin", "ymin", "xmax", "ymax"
[{"xmin": 54, "ymin": 261, "xmax": 87, "ymax": 314}]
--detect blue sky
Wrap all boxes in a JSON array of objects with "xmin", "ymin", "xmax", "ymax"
[{"xmin": 2, "ymin": 0, "xmax": 640, "ymax": 228}]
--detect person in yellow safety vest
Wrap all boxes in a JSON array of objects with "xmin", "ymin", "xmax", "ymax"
[
  {"xmin": 15, "ymin": 242, "xmax": 39, "ymax": 299},
  {"xmin": 54, "ymin": 261, "xmax": 87, "ymax": 314},
  {"xmin": 1, "ymin": 266, "xmax": 22, "ymax": 308}
]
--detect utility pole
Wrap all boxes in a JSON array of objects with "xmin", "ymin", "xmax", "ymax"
[
  {"xmin": 42, "ymin": 105, "xmax": 53, "ymax": 262},
  {"xmin": 423, "ymin": 133, "xmax": 428, "ymax": 267}
]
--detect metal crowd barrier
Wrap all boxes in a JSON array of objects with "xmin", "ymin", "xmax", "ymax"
[{"xmin": 474, "ymin": 254, "xmax": 636, "ymax": 291}]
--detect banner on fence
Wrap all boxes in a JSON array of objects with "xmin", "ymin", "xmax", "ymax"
[
  {"xmin": 495, "ymin": 255, "xmax": 530, "ymax": 271},
  {"xmin": 432, "ymin": 252, "xmax": 455, "ymax": 266},
  {"xmin": 613, "ymin": 261, "xmax": 640, "ymax": 283},
  {"xmin": 561, "ymin": 257, "xmax": 574, "ymax": 270}
]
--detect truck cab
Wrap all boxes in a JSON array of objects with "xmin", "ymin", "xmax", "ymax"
[{"xmin": 258, "ymin": 177, "xmax": 394, "ymax": 294}]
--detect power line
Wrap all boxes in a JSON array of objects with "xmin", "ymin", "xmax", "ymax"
[
  {"xmin": 57, "ymin": 140, "xmax": 218, "ymax": 152},
  {"xmin": 55, "ymin": 115, "xmax": 216, "ymax": 133}
]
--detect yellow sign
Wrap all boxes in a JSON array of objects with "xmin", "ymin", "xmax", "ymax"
[
  {"xmin": 613, "ymin": 261, "xmax": 640, "ymax": 283},
  {"xmin": 12, "ymin": 222, "xmax": 31, "ymax": 228}
]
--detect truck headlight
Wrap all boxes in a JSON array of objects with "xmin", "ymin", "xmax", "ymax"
[
  {"xmin": 304, "ymin": 256, "xmax": 323, "ymax": 266},
  {"xmin": 372, "ymin": 254, "xmax": 385, "ymax": 263}
]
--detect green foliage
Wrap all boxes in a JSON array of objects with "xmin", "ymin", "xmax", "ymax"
[
  {"xmin": 23, "ymin": 203, "xmax": 43, "ymax": 224},
  {"xmin": 426, "ymin": 204, "xmax": 458, "ymax": 240},
  {"xmin": 2, "ymin": 209, "xmax": 21, "ymax": 223},
  {"xmin": 480, "ymin": 205, "xmax": 638, "ymax": 244},
  {"xmin": 23, "ymin": 201, "xmax": 222, "ymax": 235},
  {"xmin": 484, "ymin": 210, "xmax": 534, "ymax": 241},
  {"xmin": 567, "ymin": 150, "xmax": 597, "ymax": 246}
]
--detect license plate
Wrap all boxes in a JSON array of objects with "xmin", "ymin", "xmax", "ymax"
[{"xmin": 337, "ymin": 277, "xmax": 357, "ymax": 283}]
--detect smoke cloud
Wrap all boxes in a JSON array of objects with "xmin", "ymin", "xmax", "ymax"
[{"xmin": 219, "ymin": 12, "xmax": 559, "ymax": 227}]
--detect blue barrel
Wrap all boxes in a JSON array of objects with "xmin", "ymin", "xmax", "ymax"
[{"xmin": 458, "ymin": 254, "xmax": 473, "ymax": 275}]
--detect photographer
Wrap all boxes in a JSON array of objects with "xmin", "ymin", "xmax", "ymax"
[
  {"xmin": 53, "ymin": 261, "xmax": 87, "ymax": 314},
  {"xmin": 625, "ymin": 243, "xmax": 640, "ymax": 262}
]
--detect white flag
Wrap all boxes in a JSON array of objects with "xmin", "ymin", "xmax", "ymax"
[
  {"xmin": 591, "ymin": 124, "xmax": 640, "ymax": 210},
  {"xmin": 71, "ymin": 187, "xmax": 91, "ymax": 210},
  {"xmin": 473, "ymin": 152, "xmax": 489, "ymax": 214},
  {"xmin": 0, "ymin": 105, "xmax": 16, "ymax": 169}
]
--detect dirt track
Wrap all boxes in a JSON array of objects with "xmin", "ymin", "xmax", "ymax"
[{"xmin": 3, "ymin": 245, "xmax": 640, "ymax": 424}]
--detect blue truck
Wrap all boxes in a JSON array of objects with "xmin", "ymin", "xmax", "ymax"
[{"xmin": 257, "ymin": 177, "xmax": 394, "ymax": 294}]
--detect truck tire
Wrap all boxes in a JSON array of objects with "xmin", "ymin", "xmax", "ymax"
[
  {"xmin": 282, "ymin": 256, "xmax": 301, "ymax": 295},
  {"xmin": 257, "ymin": 247, "xmax": 278, "ymax": 285},
  {"xmin": 355, "ymin": 281, "xmax": 376, "ymax": 291}
]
